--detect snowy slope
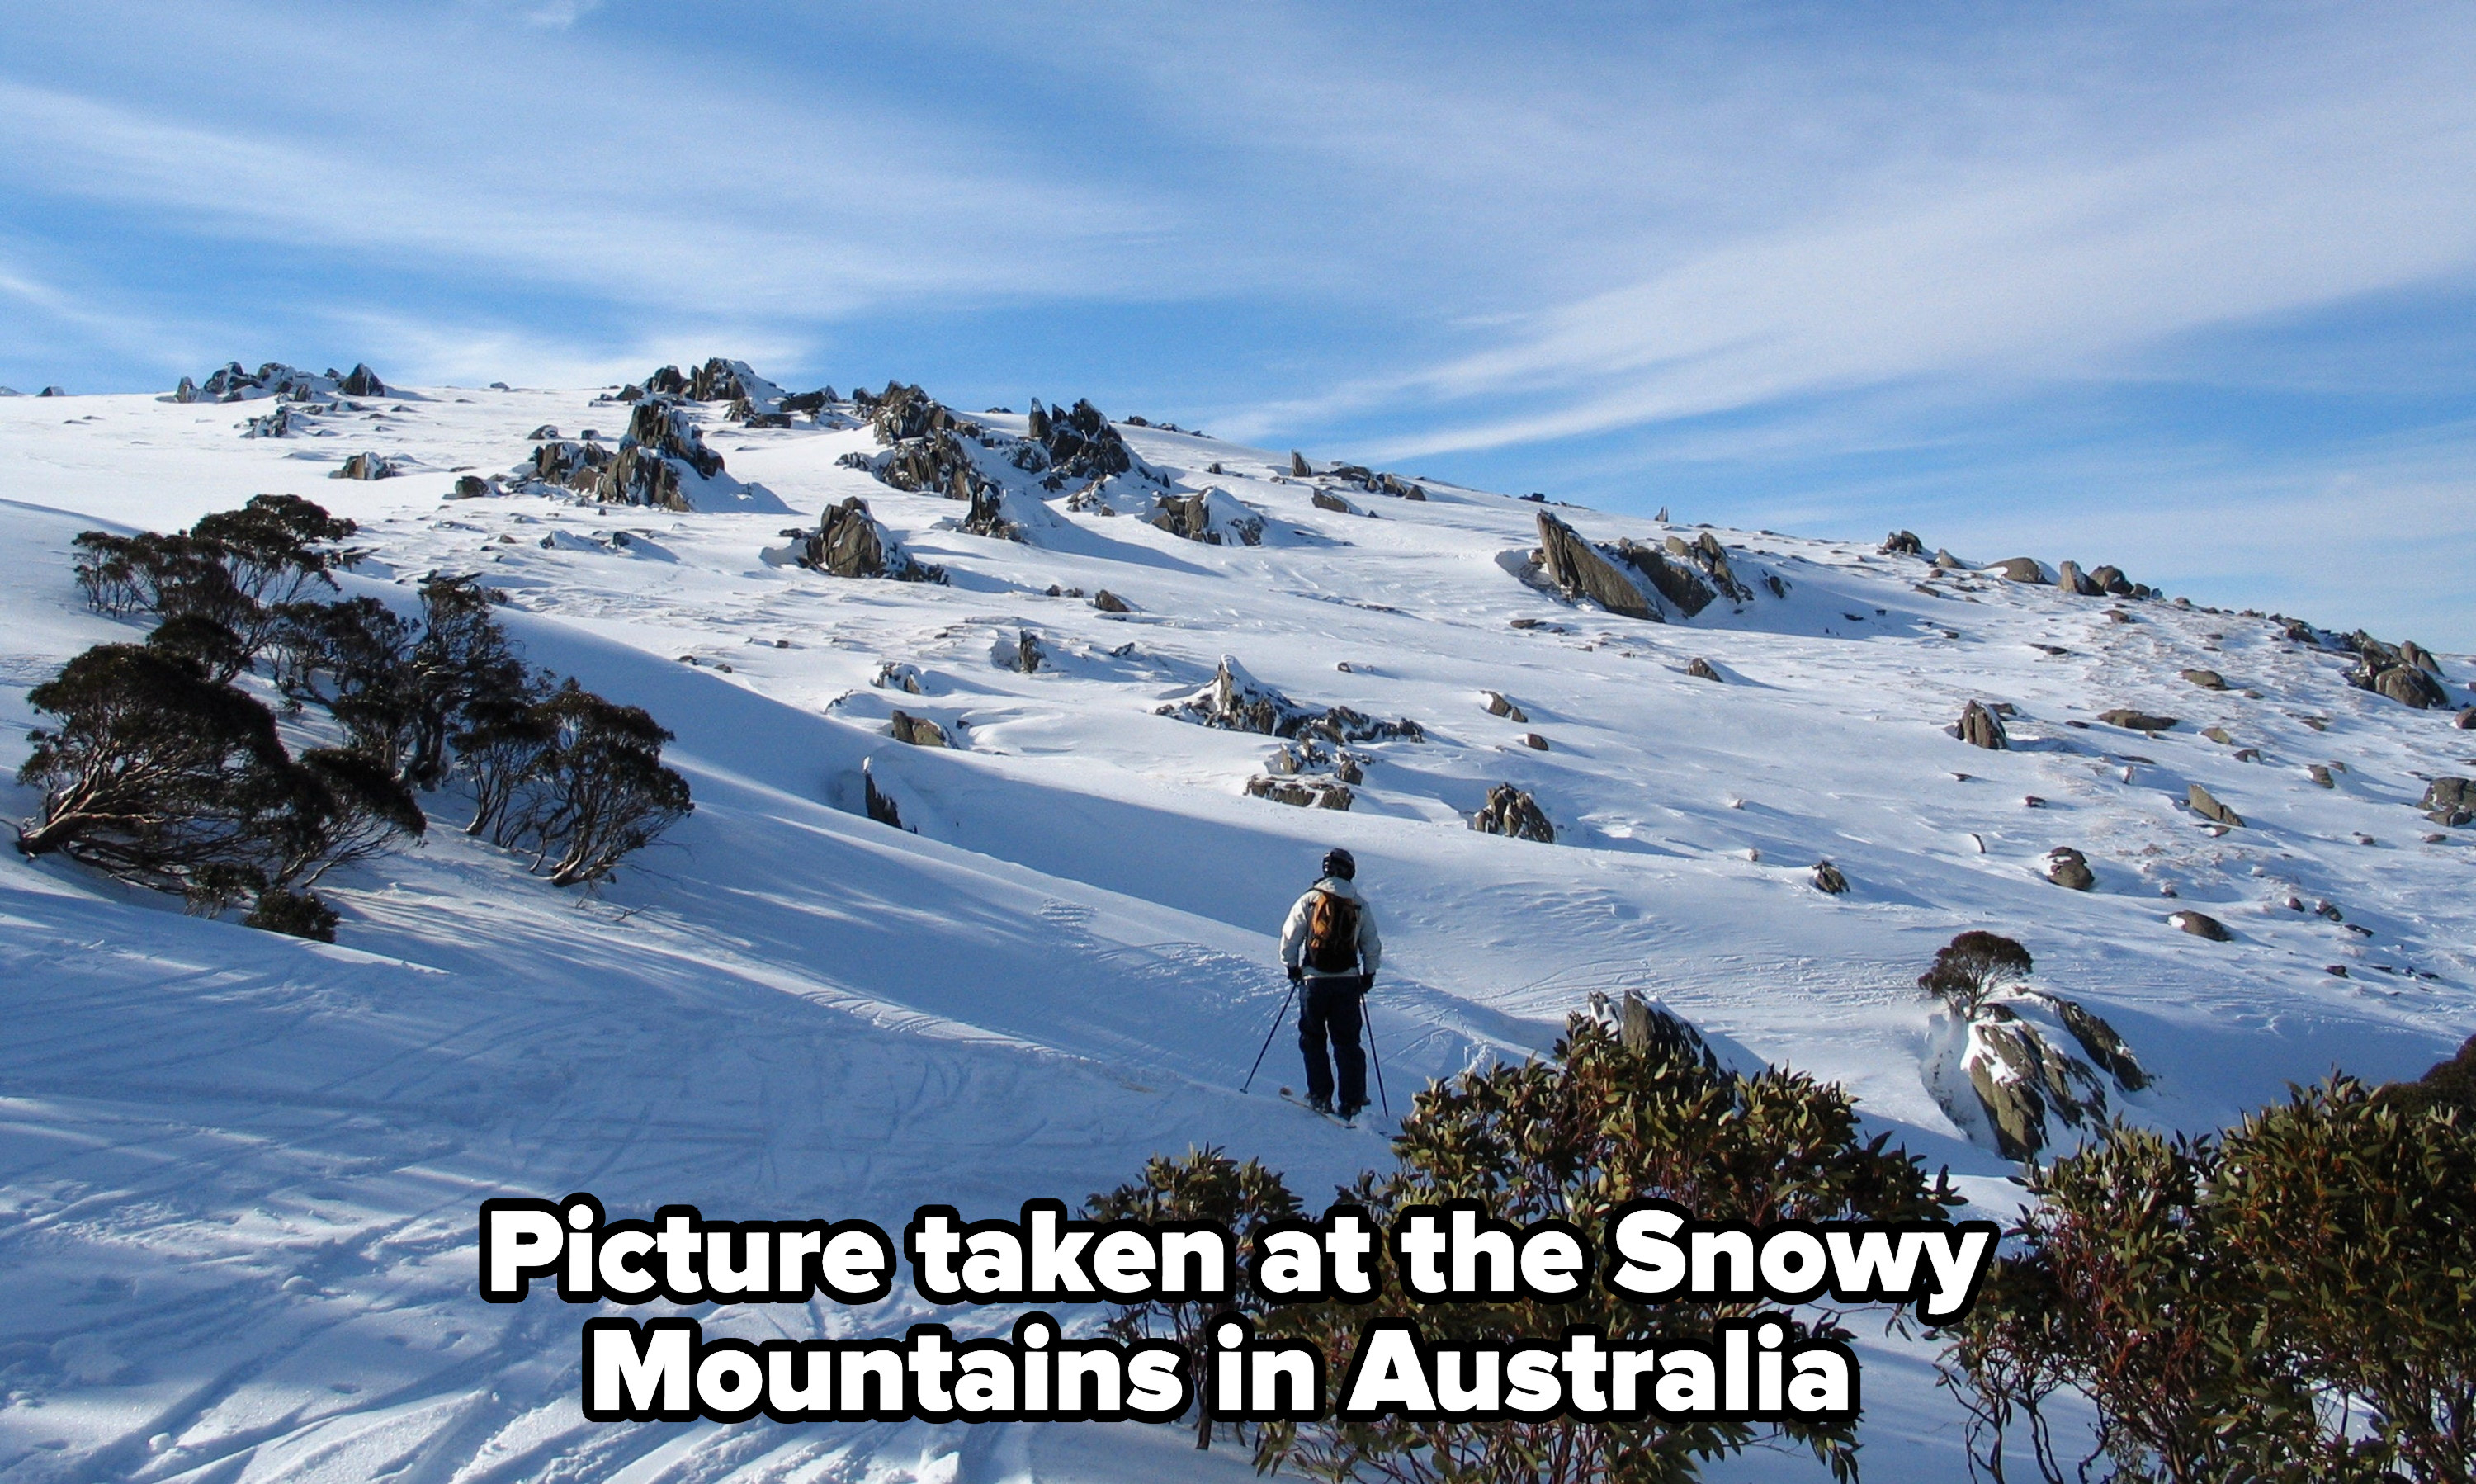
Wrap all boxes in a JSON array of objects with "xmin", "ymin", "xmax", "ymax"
[{"xmin": 2, "ymin": 381, "xmax": 2469, "ymax": 1483}]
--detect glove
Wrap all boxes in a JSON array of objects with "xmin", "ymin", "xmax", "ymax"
[
  {"xmin": 1357, "ymin": 973, "xmax": 1374, "ymax": 995},
  {"xmin": 1287, "ymin": 965, "xmax": 1303, "ymax": 985}
]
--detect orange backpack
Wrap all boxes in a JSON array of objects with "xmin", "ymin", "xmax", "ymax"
[{"xmin": 1305, "ymin": 890, "xmax": 1360, "ymax": 975}]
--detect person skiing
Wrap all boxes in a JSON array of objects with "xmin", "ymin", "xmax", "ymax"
[{"xmin": 1278, "ymin": 847, "xmax": 1382, "ymax": 1118}]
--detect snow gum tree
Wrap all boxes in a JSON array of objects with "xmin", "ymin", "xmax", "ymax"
[{"xmin": 1245, "ymin": 1014, "xmax": 1962, "ymax": 1484}]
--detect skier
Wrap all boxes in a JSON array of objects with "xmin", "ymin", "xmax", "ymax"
[{"xmin": 1278, "ymin": 847, "xmax": 1382, "ymax": 1118}]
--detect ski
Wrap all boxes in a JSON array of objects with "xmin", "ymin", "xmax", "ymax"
[{"xmin": 1277, "ymin": 1088, "xmax": 1389, "ymax": 1135}]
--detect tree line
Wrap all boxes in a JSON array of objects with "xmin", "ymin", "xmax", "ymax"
[{"xmin": 12, "ymin": 495, "xmax": 690, "ymax": 940}]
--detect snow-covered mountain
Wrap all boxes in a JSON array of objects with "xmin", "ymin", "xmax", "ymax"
[{"xmin": 3, "ymin": 369, "xmax": 2469, "ymax": 1482}]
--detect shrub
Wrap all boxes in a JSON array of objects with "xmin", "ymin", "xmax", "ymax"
[
  {"xmin": 1247, "ymin": 1014, "xmax": 1962, "ymax": 1484},
  {"xmin": 401, "ymin": 574, "xmax": 531, "ymax": 788},
  {"xmin": 503, "ymin": 682, "xmax": 692, "ymax": 887},
  {"xmin": 1086, "ymin": 1146, "xmax": 1302, "ymax": 1450},
  {"xmin": 244, "ymin": 887, "xmax": 339, "ymax": 942},
  {"xmin": 271, "ymin": 575, "xmax": 532, "ymax": 789},
  {"xmin": 74, "ymin": 496, "xmax": 358, "ymax": 663},
  {"xmin": 1939, "ymin": 1080, "xmax": 2476, "ymax": 1482},
  {"xmin": 1919, "ymin": 930, "xmax": 2034, "ymax": 1018},
  {"xmin": 144, "ymin": 612, "xmax": 252, "ymax": 683}
]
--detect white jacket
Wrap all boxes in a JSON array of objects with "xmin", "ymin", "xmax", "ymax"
[{"xmin": 1278, "ymin": 876, "xmax": 1382, "ymax": 981}]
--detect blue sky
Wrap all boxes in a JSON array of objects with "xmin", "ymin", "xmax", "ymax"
[{"xmin": 5, "ymin": 1, "xmax": 2472, "ymax": 643}]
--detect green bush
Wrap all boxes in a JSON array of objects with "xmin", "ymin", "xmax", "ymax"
[
  {"xmin": 244, "ymin": 887, "xmax": 339, "ymax": 942},
  {"xmin": 1940, "ymin": 1080, "xmax": 2476, "ymax": 1482}
]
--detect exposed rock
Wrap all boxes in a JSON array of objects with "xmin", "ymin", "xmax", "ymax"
[
  {"xmin": 1521, "ymin": 732, "xmax": 1549, "ymax": 751},
  {"xmin": 1245, "ymin": 775, "xmax": 1352, "ymax": 810},
  {"xmin": 1015, "ymin": 631, "xmax": 1044, "ymax": 674},
  {"xmin": 1158, "ymin": 655, "xmax": 1423, "ymax": 744},
  {"xmin": 2373, "ymin": 664, "xmax": 2448, "ymax": 709},
  {"xmin": 2201, "ymin": 725, "xmax": 2234, "ymax": 744},
  {"xmin": 527, "ymin": 424, "xmax": 560, "ymax": 440},
  {"xmin": 1534, "ymin": 511, "xmax": 1655, "ymax": 620},
  {"xmin": 2181, "ymin": 668, "xmax": 2228, "ymax": 690},
  {"xmin": 1661, "ymin": 531, "xmax": 1755, "ymax": 603},
  {"xmin": 1092, "ymin": 589, "xmax": 1131, "ymax": 613},
  {"xmin": 1311, "ymin": 490, "xmax": 1353, "ymax": 513},
  {"xmin": 2400, "ymin": 640, "xmax": 2444, "ymax": 676},
  {"xmin": 2044, "ymin": 847, "xmax": 2095, "ymax": 891},
  {"xmin": 864, "ymin": 381, "xmax": 982, "ymax": 446},
  {"xmin": 1685, "ymin": 657, "xmax": 1722, "ymax": 683},
  {"xmin": 241, "ymin": 404, "xmax": 293, "ymax": 438},
  {"xmin": 1812, "ymin": 861, "xmax": 1849, "ymax": 894},
  {"xmin": 1289, "ymin": 450, "xmax": 1311, "ymax": 477},
  {"xmin": 1587, "ymin": 990, "xmax": 1719, "ymax": 1070},
  {"xmin": 2187, "ymin": 784, "xmax": 2244, "ymax": 828},
  {"xmin": 2046, "ymin": 995, "xmax": 2148, "ymax": 1090},
  {"xmin": 1964, "ymin": 1016, "xmax": 2109, "ymax": 1161},
  {"xmin": 1471, "ymin": 782, "xmax": 1554, "ymax": 843},
  {"xmin": 1932, "ymin": 549, "xmax": 1963, "ymax": 569},
  {"xmin": 2459, "ymin": 707, "xmax": 2476, "ymax": 730},
  {"xmin": 1481, "ymin": 690, "xmax": 1529, "ymax": 723},
  {"xmin": 764, "ymin": 497, "xmax": 943, "ymax": 583},
  {"xmin": 2308, "ymin": 763, "xmax": 2334, "ymax": 788},
  {"xmin": 1149, "ymin": 489, "xmax": 1264, "ymax": 546},
  {"xmin": 1020, "ymin": 398, "xmax": 1136, "ymax": 487},
  {"xmin": 890, "ymin": 711, "xmax": 947, "ymax": 748},
  {"xmin": 1991, "ymin": 556, "xmax": 2047, "ymax": 582},
  {"xmin": 2171, "ymin": 910, "xmax": 2232, "ymax": 941},
  {"xmin": 340, "ymin": 363, "xmax": 386, "ymax": 398},
  {"xmin": 450, "ymin": 475, "xmax": 494, "ymax": 499},
  {"xmin": 1879, "ymin": 530, "xmax": 1924, "ymax": 556},
  {"xmin": 1618, "ymin": 540, "xmax": 1718, "ymax": 615},
  {"xmin": 874, "ymin": 662, "xmax": 924, "ymax": 694},
  {"xmin": 1956, "ymin": 700, "xmax": 2010, "ymax": 750},
  {"xmin": 2422, "ymin": 777, "xmax": 2474, "ymax": 826},
  {"xmin": 862, "ymin": 759, "xmax": 905, "ymax": 829},
  {"xmin": 331, "ymin": 451, "xmax": 399, "ymax": 480},
  {"xmin": 2057, "ymin": 560, "xmax": 2101, "ymax": 596},
  {"xmin": 2098, "ymin": 708, "xmax": 2178, "ymax": 731},
  {"xmin": 2087, "ymin": 565, "xmax": 2133, "ymax": 596}
]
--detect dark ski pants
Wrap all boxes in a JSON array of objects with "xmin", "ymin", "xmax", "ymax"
[{"xmin": 1298, "ymin": 976, "xmax": 1366, "ymax": 1110}]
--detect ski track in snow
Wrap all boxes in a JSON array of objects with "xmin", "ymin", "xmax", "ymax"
[{"xmin": 1, "ymin": 387, "xmax": 2469, "ymax": 1481}]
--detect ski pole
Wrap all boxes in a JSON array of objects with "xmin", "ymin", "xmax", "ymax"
[
  {"xmin": 1364, "ymin": 997, "xmax": 1390, "ymax": 1117},
  {"xmin": 1240, "ymin": 981, "xmax": 1297, "ymax": 1094}
]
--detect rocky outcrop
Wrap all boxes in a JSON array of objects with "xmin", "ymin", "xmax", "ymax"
[
  {"xmin": 890, "ymin": 711, "xmax": 947, "ymax": 747},
  {"xmin": 1092, "ymin": 589, "xmax": 1131, "ymax": 613},
  {"xmin": 1968, "ymin": 1015, "xmax": 2105, "ymax": 1160},
  {"xmin": 2171, "ymin": 910, "xmax": 2232, "ymax": 941},
  {"xmin": 2374, "ymin": 664, "xmax": 2448, "ymax": 709},
  {"xmin": 862, "ymin": 759, "xmax": 906, "ymax": 829},
  {"xmin": 1481, "ymin": 691, "xmax": 1529, "ymax": 723},
  {"xmin": 2050, "ymin": 997, "xmax": 2148, "ymax": 1090},
  {"xmin": 524, "ymin": 439, "xmax": 615, "ymax": 491},
  {"xmin": 1991, "ymin": 557, "xmax": 2046, "ymax": 582},
  {"xmin": 1685, "ymin": 657, "xmax": 1721, "ymax": 682},
  {"xmin": 2099, "ymin": 708, "xmax": 2178, "ymax": 731},
  {"xmin": 2044, "ymin": 847, "xmax": 2095, "ymax": 891},
  {"xmin": 1662, "ymin": 532, "xmax": 1755, "ymax": 603},
  {"xmin": 1880, "ymin": 530, "xmax": 1924, "ymax": 556},
  {"xmin": 1956, "ymin": 700, "xmax": 2010, "ymax": 749},
  {"xmin": 2307, "ymin": 763, "xmax": 2335, "ymax": 788},
  {"xmin": 182, "ymin": 360, "xmax": 384, "ymax": 404},
  {"xmin": 1014, "ymin": 631, "xmax": 1044, "ymax": 674},
  {"xmin": 1812, "ymin": 861, "xmax": 1849, "ymax": 894},
  {"xmin": 874, "ymin": 662, "xmax": 924, "ymax": 694},
  {"xmin": 1245, "ymin": 776, "xmax": 1353, "ymax": 810},
  {"xmin": 1471, "ymin": 782, "xmax": 1553, "ymax": 843},
  {"xmin": 764, "ymin": 498, "xmax": 943, "ymax": 583},
  {"xmin": 1521, "ymin": 732, "xmax": 1549, "ymax": 750},
  {"xmin": 1289, "ymin": 451, "xmax": 1311, "ymax": 477},
  {"xmin": 2187, "ymin": 784, "xmax": 2243, "ymax": 828},
  {"xmin": 340, "ymin": 363, "xmax": 385, "ymax": 397},
  {"xmin": 1148, "ymin": 490, "xmax": 1264, "ymax": 546},
  {"xmin": 1929, "ymin": 992, "xmax": 2147, "ymax": 1163},
  {"xmin": 2181, "ymin": 668, "xmax": 2228, "ymax": 690},
  {"xmin": 1617, "ymin": 541, "xmax": 1718, "ymax": 616},
  {"xmin": 330, "ymin": 451, "xmax": 398, "ymax": 480},
  {"xmin": 2200, "ymin": 725, "xmax": 2234, "ymax": 745},
  {"xmin": 1535, "ymin": 512, "xmax": 1655, "ymax": 620},
  {"xmin": 2457, "ymin": 707, "xmax": 2476, "ymax": 730},
  {"xmin": 1158, "ymin": 655, "xmax": 1424, "ymax": 744},
  {"xmin": 2400, "ymin": 640, "xmax": 2444, "ymax": 675},
  {"xmin": 240, "ymin": 404, "xmax": 294, "ymax": 438},
  {"xmin": 2057, "ymin": 560, "xmax": 2101, "ymax": 596},
  {"xmin": 1587, "ymin": 990, "xmax": 1720, "ymax": 1071},
  {"xmin": 2087, "ymin": 565, "xmax": 2135, "ymax": 596},
  {"xmin": 2422, "ymin": 777, "xmax": 2474, "ymax": 826}
]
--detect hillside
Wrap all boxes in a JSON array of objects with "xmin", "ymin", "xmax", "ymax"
[{"xmin": 2, "ymin": 368, "xmax": 2470, "ymax": 1482}]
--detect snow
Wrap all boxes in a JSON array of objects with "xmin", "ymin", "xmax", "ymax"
[{"xmin": 2, "ymin": 383, "xmax": 2471, "ymax": 1481}]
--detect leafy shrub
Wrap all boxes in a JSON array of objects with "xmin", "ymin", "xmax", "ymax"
[
  {"xmin": 501, "ymin": 682, "xmax": 692, "ymax": 887},
  {"xmin": 1087, "ymin": 1146, "xmax": 1302, "ymax": 1450},
  {"xmin": 1239, "ymin": 1014, "xmax": 1961, "ymax": 1484},
  {"xmin": 1939, "ymin": 1080, "xmax": 2476, "ymax": 1482},
  {"xmin": 74, "ymin": 495, "xmax": 359, "ymax": 662},
  {"xmin": 244, "ymin": 887, "xmax": 339, "ymax": 942},
  {"xmin": 1920, "ymin": 930, "xmax": 2034, "ymax": 1018},
  {"xmin": 2381, "ymin": 1033, "xmax": 2476, "ymax": 1118}
]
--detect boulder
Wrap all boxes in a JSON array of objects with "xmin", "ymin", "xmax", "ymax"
[
  {"xmin": 2201, "ymin": 725, "xmax": 2234, "ymax": 744},
  {"xmin": 1685, "ymin": 657, "xmax": 1721, "ymax": 682},
  {"xmin": 2400, "ymin": 640, "xmax": 2444, "ymax": 676},
  {"xmin": 2308, "ymin": 763, "xmax": 2334, "ymax": 788},
  {"xmin": 1481, "ymin": 690, "xmax": 1529, "ymax": 723},
  {"xmin": 1015, "ymin": 631, "xmax": 1043, "ymax": 674},
  {"xmin": 450, "ymin": 475, "xmax": 494, "ymax": 499},
  {"xmin": 873, "ymin": 662, "xmax": 924, "ymax": 695},
  {"xmin": 1245, "ymin": 775, "xmax": 1352, "ymax": 810},
  {"xmin": 1662, "ymin": 531, "xmax": 1754, "ymax": 603},
  {"xmin": 2422, "ymin": 777, "xmax": 2474, "ymax": 826},
  {"xmin": 2088, "ymin": 565, "xmax": 2133, "ymax": 595},
  {"xmin": 330, "ymin": 451, "xmax": 398, "ymax": 480},
  {"xmin": 1879, "ymin": 530, "xmax": 1924, "ymax": 556},
  {"xmin": 1311, "ymin": 490, "xmax": 1353, "ymax": 513},
  {"xmin": 2098, "ymin": 708, "xmax": 2177, "ymax": 731},
  {"xmin": 1991, "ymin": 556, "xmax": 2046, "ymax": 582},
  {"xmin": 1932, "ymin": 548, "xmax": 1963, "ymax": 569},
  {"xmin": 1149, "ymin": 490, "xmax": 1264, "ymax": 546},
  {"xmin": 2181, "ymin": 668, "xmax": 2228, "ymax": 690},
  {"xmin": 2047, "ymin": 995, "xmax": 2148, "ymax": 1090},
  {"xmin": 339, "ymin": 363, "xmax": 385, "ymax": 397},
  {"xmin": 1965, "ymin": 1017, "xmax": 2108, "ymax": 1162},
  {"xmin": 1289, "ymin": 450, "xmax": 1311, "ymax": 477},
  {"xmin": 2458, "ymin": 707, "xmax": 2476, "ymax": 730},
  {"xmin": 1956, "ymin": 700, "xmax": 2010, "ymax": 750},
  {"xmin": 2373, "ymin": 664, "xmax": 2448, "ymax": 709},
  {"xmin": 1588, "ymin": 990, "xmax": 1719, "ymax": 1070},
  {"xmin": 1812, "ymin": 861, "xmax": 1849, "ymax": 894},
  {"xmin": 1471, "ymin": 782, "xmax": 1554, "ymax": 843},
  {"xmin": 1534, "ymin": 511, "xmax": 1655, "ymax": 620},
  {"xmin": 767, "ymin": 497, "xmax": 943, "ymax": 583},
  {"xmin": 889, "ymin": 711, "xmax": 947, "ymax": 748},
  {"xmin": 2171, "ymin": 910, "xmax": 2232, "ymax": 941},
  {"xmin": 1160, "ymin": 655, "xmax": 1423, "ymax": 743},
  {"xmin": 2057, "ymin": 560, "xmax": 2101, "ymax": 596},
  {"xmin": 1024, "ymin": 398, "xmax": 1136, "ymax": 487},
  {"xmin": 241, "ymin": 404, "xmax": 293, "ymax": 438},
  {"xmin": 1092, "ymin": 589, "xmax": 1131, "ymax": 613},
  {"xmin": 1521, "ymin": 732, "xmax": 1549, "ymax": 751},
  {"xmin": 528, "ymin": 423, "xmax": 560, "ymax": 440},
  {"xmin": 2044, "ymin": 847, "xmax": 2095, "ymax": 891},
  {"xmin": 862, "ymin": 759, "xmax": 905, "ymax": 829},
  {"xmin": 2187, "ymin": 784, "xmax": 2243, "ymax": 828}
]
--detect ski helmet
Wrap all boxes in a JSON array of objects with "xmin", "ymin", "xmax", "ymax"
[{"xmin": 1322, "ymin": 848, "xmax": 1357, "ymax": 881}]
